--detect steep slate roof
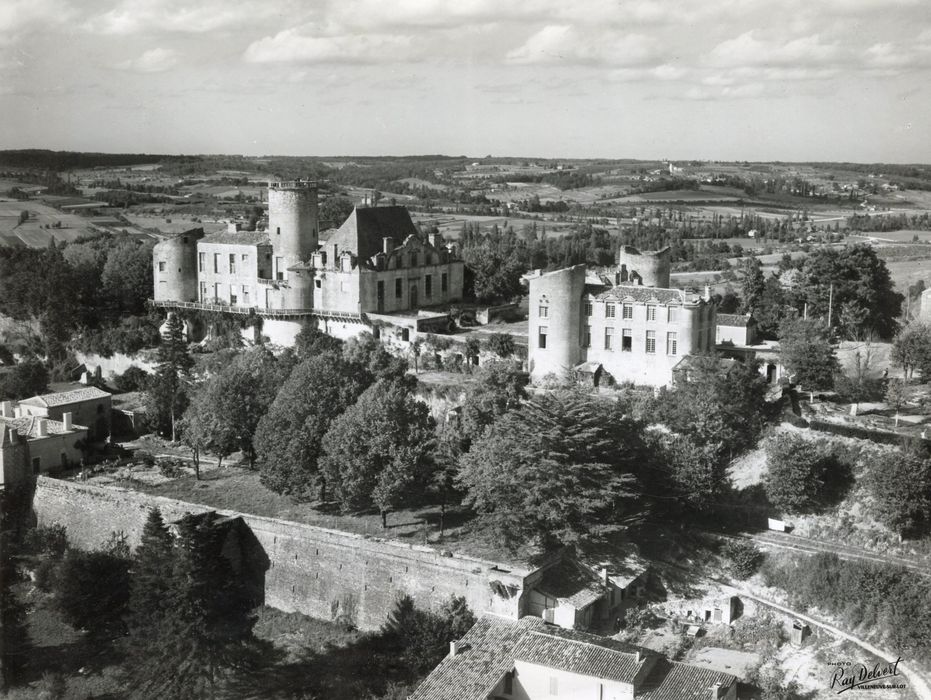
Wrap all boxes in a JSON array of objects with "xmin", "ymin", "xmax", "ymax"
[
  {"xmin": 637, "ymin": 658, "xmax": 735, "ymax": 700},
  {"xmin": 200, "ymin": 230, "xmax": 271, "ymax": 246},
  {"xmin": 0, "ymin": 415, "xmax": 86, "ymax": 438},
  {"xmin": 19, "ymin": 387, "xmax": 111, "ymax": 408},
  {"xmin": 717, "ymin": 313, "xmax": 753, "ymax": 327},
  {"xmin": 596, "ymin": 285, "xmax": 701, "ymax": 304},
  {"xmin": 536, "ymin": 558, "xmax": 605, "ymax": 609},
  {"xmin": 410, "ymin": 615, "xmax": 545, "ymax": 700},
  {"xmin": 411, "ymin": 615, "xmax": 735, "ymax": 700},
  {"xmin": 323, "ymin": 206, "xmax": 419, "ymax": 260}
]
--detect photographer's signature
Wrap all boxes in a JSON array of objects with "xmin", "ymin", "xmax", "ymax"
[{"xmin": 829, "ymin": 657, "xmax": 904, "ymax": 694}]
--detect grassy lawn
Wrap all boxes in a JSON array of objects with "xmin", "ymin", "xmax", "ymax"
[{"xmin": 126, "ymin": 467, "xmax": 530, "ymax": 565}]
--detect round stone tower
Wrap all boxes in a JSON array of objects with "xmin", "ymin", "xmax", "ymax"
[
  {"xmin": 153, "ymin": 228, "xmax": 203, "ymax": 302},
  {"xmin": 267, "ymin": 180, "xmax": 319, "ymax": 267},
  {"xmin": 616, "ymin": 245, "xmax": 671, "ymax": 288}
]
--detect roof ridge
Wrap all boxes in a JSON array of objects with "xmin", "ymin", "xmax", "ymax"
[{"xmin": 528, "ymin": 629, "xmax": 645, "ymax": 659}]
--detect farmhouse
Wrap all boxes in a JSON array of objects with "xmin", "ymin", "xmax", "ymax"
[
  {"xmin": 15, "ymin": 386, "xmax": 111, "ymax": 441},
  {"xmin": 152, "ymin": 181, "xmax": 464, "ymax": 346},
  {"xmin": 0, "ymin": 406, "xmax": 87, "ymax": 485},
  {"xmin": 410, "ymin": 615, "xmax": 737, "ymax": 700}
]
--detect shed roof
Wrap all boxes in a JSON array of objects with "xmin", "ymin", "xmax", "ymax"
[
  {"xmin": 0, "ymin": 415, "xmax": 86, "ymax": 438},
  {"xmin": 716, "ymin": 313, "xmax": 753, "ymax": 327},
  {"xmin": 536, "ymin": 558, "xmax": 605, "ymax": 609}
]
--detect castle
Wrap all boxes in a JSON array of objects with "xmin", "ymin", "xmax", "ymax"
[
  {"xmin": 526, "ymin": 246, "xmax": 717, "ymax": 387},
  {"xmin": 153, "ymin": 181, "xmax": 464, "ymax": 345}
]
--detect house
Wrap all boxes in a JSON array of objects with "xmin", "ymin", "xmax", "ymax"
[
  {"xmin": 16, "ymin": 386, "xmax": 111, "ymax": 442},
  {"xmin": 715, "ymin": 314, "xmax": 757, "ymax": 346},
  {"xmin": 525, "ymin": 246, "xmax": 716, "ymax": 387},
  {"xmin": 0, "ymin": 404, "xmax": 88, "ymax": 485},
  {"xmin": 410, "ymin": 615, "xmax": 738, "ymax": 700}
]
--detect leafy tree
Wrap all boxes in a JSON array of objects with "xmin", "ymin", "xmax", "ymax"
[
  {"xmin": 721, "ymin": 539, "xmax": 763, "ymax": 580},
  {"xmin": 318, "ymin": 196, "xmax": 356, "ymax": 228},
  {"xmin": 661, "ymin": 435, "xmax": 729, "ymax": 510},
  {"xmin": 484, "ymin": 332, "xmax": 515, "ymax": 358},
  {"xmin": 865, "ymin": 444, "xmax": 931, "ymax": 538},
  {"xmin": 754, "ymin": 275, "xmax": 788, "ymax": 339},
  {"xmin": 0, "ymin": 486, "xmax": 32, "ymax": 689},
  {"xmin": 793, "ymin": 244, "xmax": 902, "ymax": 339},
  {"xmin": 55, "ymin": 539, "xmax": 131, "ymax": 637},
  {"xmin": 321, "ymin": 377, "xmax": 435, "ymax": 525},
  {"xmin": 115, "ymin": 365, "xmax": 150, "ymax": 392},
  {"xmin": 0, "ymin": 357, "xmax": 48, "ymax": 399},
  {"xmin": 885, "ymin": 378, "xmax": 909, "ymax": 413},
  {"xmin": 458, "ymin": 391, "xmax": 642, "ymax": 552},
  {"xmin": 891, "ymin": 322, "xmax": 931, "ymax": 380},
  {"xmin": 778, "ymin": 316, "xmax": 839, "ymax": 390},
  {"xmin": 461, "ymin": 245, "xmax": 527, "ymax": 304},
  {"xmin": 763, "ymin": 433, "xmax": 851, "ymax": 514},
  {"xmin": 101, "ymin": 240, "xmax": 155, "ymax": 316},
  {"xmin": 740, "ymin": 258, "xmax": 765, "ymax": 314},
  {"xmin": 342, "ymin": 332, "xmax": 408, "ymax": 383},
  {"xmin": 145, "ymin": 313, "xmax": 193, "ymax": 441},
  {"xmin": 652, "ymin": 355, "xmax": 767, "ymax": 456},
  {"xmin": 256, "ymin": 352, "xmax": 371, "ymax": 499},
  {"xmin": 294, "ymin": 321, "xmax": 344, "ymax": 358},
  {"xmin": 459, "ymin": 361, "xmax": 529, "ymax": 447}
]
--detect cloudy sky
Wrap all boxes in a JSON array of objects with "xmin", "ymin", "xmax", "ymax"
[{"xmin": 2, "ymin": 0, "xmax": 930, "ymax": 161}]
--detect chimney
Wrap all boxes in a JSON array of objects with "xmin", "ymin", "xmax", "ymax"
[
  {"xmin": 704, "ymin": 285, "xmax": 712, "ymax": 302},
  {"xmin": 62, "ymin": 412, "xmax": 73, "ymax": 431},
  {"xmin": 383, "ymin": 237, "xmax": 395, "ymax": 254},
  {"xmin": 634, "ymin": 651, "xmax": 641, "ymax": 663},
  {"xmin": 600, "ymin": 565, "xmax": 610, "ymax": 586},
  {"xmin": 428, "ymin": 233, "xmax": 441, "ymax": 248},
  {"xmin": 0, "ymin": 400, "xmax": 12, "ymax": 418},
  {"xmin": 333, "ymin": 244, "xmax": 338, "ymax": 263},
  {"xmin": 710, "ymin": 682, "xmax": 724, "ymax": 699},
  {"xmin": 449, "ymin": 640, "xmax": 460, "ymax": 657},
  {"xmin": 227, "ymin": 221, "xmax": 239, "ymax": 233},
  {"xmin": 37, "ymin": 418, "xmax": 48, "ymax": 438}
]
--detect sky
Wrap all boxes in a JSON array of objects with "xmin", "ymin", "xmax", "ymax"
[{"xmin": 2, "ymin": 0, "xmax": 930, "ymax": 162}]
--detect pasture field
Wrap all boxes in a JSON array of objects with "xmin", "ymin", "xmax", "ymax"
[
  {"xmin": 123, "ymin": 213, "xmax": 226, "ymax": 235},
  {"xmin": 849, "ymin": 230, "xmax": 931, "ymax": 243},
  {"xmin": 0, "ymin": 199, "xmax": 97, "ymax": 247},
  {"xmin": 885, "ymin": 258, "xmax": 931, "ymax": 292}
]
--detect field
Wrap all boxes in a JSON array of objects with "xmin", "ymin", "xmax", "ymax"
[{"xmin": 0, "ymin": 199, "xmax": 98, "ymax": 247}]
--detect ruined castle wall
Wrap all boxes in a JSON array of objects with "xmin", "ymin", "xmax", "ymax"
[{"xmin": 32, "ymin": 477, "xmax": 527, "ymax": 630}]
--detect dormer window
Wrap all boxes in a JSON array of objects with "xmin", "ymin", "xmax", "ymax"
[{"xmin": 410, "ymin": 252, "xmax": 418, "ymax": 267}]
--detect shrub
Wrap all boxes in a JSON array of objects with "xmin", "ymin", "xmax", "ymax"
[
  {"xmin": 484, "ymin": 332, "xmax": 515, "ymax": 358},
  {"xmin": 115, "ymin": 365, "xmax": 150, "ymax": 392},
  {"xmin": 721, "ymin": 539, "xmax": 763, "ymax": 579},
  {"xmin": 158, "ymin": 459, "xmax": 185, "ymax": 479},
  {"xmin": 763, "ymin": 433, "xmax": 853, "ymax": 514},
  {"xmin": 24, "ymin": 524, "xmax": 68, "ymax": 559}
]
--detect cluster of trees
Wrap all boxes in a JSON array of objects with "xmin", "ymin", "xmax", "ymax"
[
  {"xmin": 763, "ymin": 433, "xmax": 853, "ymax": 514},
  {"xmin": 762, "ymin": 552, "xmax": 931, "ymax": 659}
]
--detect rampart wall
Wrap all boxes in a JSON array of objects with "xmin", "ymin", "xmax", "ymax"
[{"xmin": 32, "ymin": 477, "xmax": 529, "ymax": 631}]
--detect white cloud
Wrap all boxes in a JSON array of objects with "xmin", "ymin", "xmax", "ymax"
[
  {"xmin": 87, "ymin": 0, "xmax": 292, "ymax": 35},
  {"xmin": 609, "ymin": 64, "xmax": 688, "ymax": 82},
  {"xmin": 244, "ymin": 27, "xmax": 418, "ymax": 65},
  {"xmin": 116, "ymin": 47, "xmax": 179, "ymax": 72},
  {"xmin": 708, "ymin": 31, "xmax": 840, "ymax": 68},
  {"xmin": 507, "ymin": 25, "xmax": 657, "ymax": 66}
]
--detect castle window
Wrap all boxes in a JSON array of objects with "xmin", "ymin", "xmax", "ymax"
[
  {"xmin": 229, "ymin": 254, "xmax": 236, "ymax": 274},
  {"xmin": 622, "ymin": 329, "xmax": 632, "ymax": 352},
  {"xmin": 395, "ymin": 278, "xmax": 403, "ymax": 299},
  {"xmin": 214, "ymin": 254, "xmax": 220, "ymax": 274},
  {"xmin": 158, "ymin": 261, "xmax": 165, "ymax": 272},
  {"xmin": 315, "ymin": 279, "xmax": 322, "ymax": 289},
  {"xmin": 198, "ymin": 252, "xmax": 205, "ymax": 272},
  {"xmin": 410, "ymin": 252, "xmax": 418, "ymax": 267},
  {"xmin": 622, "ymin": 303, "xmax": 633, "ymax": 319},
  {"xmin": 199, "ymin": 282, "xmax": 206, "ymax": 301},
  {"xmin": 539, "ymin": 305, "xmax": 548, "ymax": 318},
  {"xmin": 584, "ymin": 302, "xmax": 593, "ymax": 317},
  {"xmin": 668, "ymin": 306, "xmax": 679, "ymax": 322},
  {"xmin": 583, "ymin": 326, "xmax": 591, "ymax": 348},
  {"xmin": 441, "ymin": 273, "xmax": 448, "ymax": 293},
  {"xmin": 605, "ymin": 327, "xmax": 613, "ymax": 350},
  {"xmin": 605, "ymin": 303, "xmax": 616, "ymax": 318},
  {"xmin": 425, "ymin": 274, "xmax": 432, "ymax": 297},
  {"xmin": 230, "ymin": 290, "xmax": 237, "ymax": 305},
  {"xmin": 276, "ymin": 227, "xmax": 280, "ymax": 235},
  {"xmin": 646, "ymin": 305, "xmax": 657, "ymax": 321},
  {"xmin": 275, "ymin": 256, "xmax": 284, "ymax": 281},
  {"xmin": 646, "ymin": 330, "xmax": 656, "ymax": 354},
  {"xmin": 667, "ymin": 332, "xmax": 678, "ymax": 355},
  {"xmin": 242, "ymin": 286, "xmax": 250, "ymax": 305},
  {"xmin": 549, "ymin": 677, "xmax": 558, "ymax": 695},
  {"xmin": 538, "ymin": 326, "xmax": 548, "ymax": 349}
]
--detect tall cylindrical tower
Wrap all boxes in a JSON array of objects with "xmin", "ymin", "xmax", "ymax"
[
  {"xmin": 153, "ymin": 228, "xmax": 203, "ymax": 302},
  {"xmin": 267, "ymin": 181, "xmax": 319, "ymax": 268}
]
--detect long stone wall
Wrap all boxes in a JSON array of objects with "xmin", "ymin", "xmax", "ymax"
[{"xmin": 32, "ymin": 477, "xmax": 529, "ymax": 631}]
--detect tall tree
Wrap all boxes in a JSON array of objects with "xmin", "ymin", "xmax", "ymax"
[
  {"xmin": 457, "ymin": 391, "xmax": 643, "ymax": 552},
  {"xmin": 0, "ymin": 485, "xmax": 32, "ymax": 689},
  {"xmin": 458, "ymin": 361, "xmax": 528, "ymax": 447},
  {"xmin": 891, "ymin": 322, "xmax": 931, "ymax": 380},
  {"xmin": 778, "ymin": 316, "xmax": 839, "ymax": 390},
  {"xmin": 145, "ymin": 313, "xmax": 193, "ymax": 441},
  {"xmin": 255, "ymin": 352, "xmax": 371, "ymax": 499},
  {"xmin": 763, "ymin": 433, "xmax": 851, "ymax": 514},
  {"xmin": 866, "ymin": 443, "xmax": 931, "ymax": 538},
  {"xmin": 320, "ymin": 377, "xmax": 436, "ymax": 525},
  {"xmin": 740, "ymin": 257, "xmax": 765, "ymax": 314}
]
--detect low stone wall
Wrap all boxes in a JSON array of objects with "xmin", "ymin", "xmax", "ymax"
[{"xmin": 33, "ymin": 477, "xmax": 529, "ymax": 630}]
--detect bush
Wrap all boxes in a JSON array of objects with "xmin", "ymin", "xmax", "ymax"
[
  {"xmin": 33, "ymin": 558, "xmax": 61, "ymax": 592},
  {"xmin": 484, "ymin": 332, "xmax": 515, "ymax": 358},
  {"xmin": 135, "ymin": 449, "xmax": 156, "ymax": 467},
  {"xmin": 763, "ymin": 433, "xmax": 853, "ymax": 514},
  {"xmin": 721, "ymin": 539, "xmax": 763, "ymax": 579},
  {"xmin": 24, "ymin": 524, "xmax": 68, "ymax": 559},
  {"xmin": 115, "ymin": 365, "xmax": 150, "ymax": 392},
  {"xmin": 158, "ymin": 459, "xmax": 185, "ymax": 479}
]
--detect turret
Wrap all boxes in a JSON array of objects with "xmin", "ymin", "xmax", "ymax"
[
  {"xmin": 616, "ymin": 245, "xmax": 671, "ymax": 288},
  {"xmin": 153, "ymin": 228, "xmax": 204, "ymax": 302},
  {"xmin": 267, "ymin": 181, "xmax": 319, "ymax": 270}
]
